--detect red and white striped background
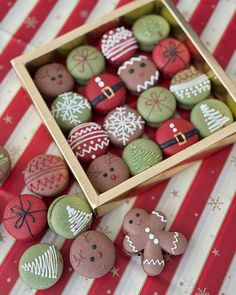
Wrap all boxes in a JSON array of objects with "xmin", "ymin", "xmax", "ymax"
[{"xmin": 0, "ymin": 0, "xmax": 235, "ymax": 294}]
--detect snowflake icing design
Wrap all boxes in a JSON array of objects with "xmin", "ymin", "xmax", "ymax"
[
  {"xmin": 207, "ymin": 196, "xmax": 223, "ymax": 211},
  {"xmin": 104, "ymin": 107, "xmax": 144, "ymax": 145},
  {"xmin": 51, "ymin": 93, "xmax": 91, "ymax": 125}
]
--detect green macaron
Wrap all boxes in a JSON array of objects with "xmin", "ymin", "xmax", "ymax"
[
  {"xmin": 122, "ymin": 138, "xmax": 163, "ymax": 175},
  {"xmin": 170, "ymin": 67, "xmax": 211, "ymax": 109},
  {"xmin": 19, "ymin": 243, "xmax": 63, "ymax": 290},
  {"xmin": 47, "ymin": 194, "xmax": 93, "ymax": 239},
  {"xmin": 132, "ymin": 14, "xmax": 170, "ymax": 51},
  {"xmin": 137, "ymin": 86, "xmax": 176, "ymax": 127},
  {"xmin": 67, "ymin": 45, "xmax": 106, "ymax": 84},
  {"xmin": 190, "ymin": 98, "xmax": 233, "ymax": 138},
  {"xmin": 51, "ymin": 92, "xmax": 92, "ymax": 133}
]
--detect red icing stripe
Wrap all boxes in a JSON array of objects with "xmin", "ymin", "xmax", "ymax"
[
  {"xmin": 192, "ymin": 194, "xmax": 236, "ymax": 294},
  {"xmin": 0, "ymin": 0, "xmax": 58, "ymax": 82},
  {"xmin": 140, "ymin": 145, "xmax": 233, "ymax": 295},
  {"xmin": 0, "ymin": 0, "xmax": 17, "ymax": 21}
]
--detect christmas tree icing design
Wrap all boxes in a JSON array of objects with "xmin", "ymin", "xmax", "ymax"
[
  {"xmin": 200, "ymin": 104, "xmax": 230, "ymax": 133},
  {"xmin": 67, "ymin": 205, "xmax": 92, "ymax": 236},
  {"xmin": 130, "ymin": 144, "xmax": 161, "ymax": 173},
  {"xmin": 104, "ymin": 107, "xmax": 144, "ymax": 145},
  {"xmin": 21, "ymin": 245, "xmax": 58, "ymax": 279},
  {"xmin": 142, "ymin": 19, "xmax": 162, "ymax": 38},
  {"xmin": 51, "ymin": 92, "xmax": 91, "ymax": 125}
]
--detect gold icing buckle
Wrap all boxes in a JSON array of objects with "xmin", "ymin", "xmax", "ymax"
[
  {"xmin": 102, "ymin": 86, "xmax": 115, "ymax": 99},
  {"xmin": 175, "ymin": 132, "xmax": 186, "ymax": 145}
]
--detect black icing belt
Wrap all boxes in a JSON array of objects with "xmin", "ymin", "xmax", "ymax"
[
  {"xmin": 91, "ymin": 82, "xmax": 124, "ymax": 106},
  {"xmin": 159, "ymin": 128, "xmax": 199, "ymax": 150}
]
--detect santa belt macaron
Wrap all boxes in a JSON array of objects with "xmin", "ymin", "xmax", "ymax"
[
  {"xmin": 159, "ymin": 128, "xmax": 198, "ymax": 150},
  {"xmin": 90, "ymin": 81, "xmax": 124, "ymax": 106}
]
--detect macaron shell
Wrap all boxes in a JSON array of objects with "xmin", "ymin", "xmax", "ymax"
[
  {"xmin": 137, "ymin": 86, "xmax": 176, "ymax": 126},
  {"xmin": 19, "ymin": 243, "xmax": 63, "ymax": 290},
  {"xmin": 0, "ymin": 145, "xmax": 11, "ymax": 183},
  {"xmin": 47, "ymin": 194, "xmax": 92, "ymax": 239},
  {"xmin": 190, "ymin": 98, "xmax": 234, "ymax": 138},
  {"xmin": 70, "ymin": 230, "xmax": 116, "ymax": 278},
  {"xmin": 3, "ymin": 194, "xmax": 47, "ymax": 241},
  {"xmin": 155, "ymin": 118, "xmax": 199, "ymax": 156}
]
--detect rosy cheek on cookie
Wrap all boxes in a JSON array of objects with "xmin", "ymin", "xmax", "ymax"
[
  {"xmin": 96, "ymin": 251, "xmax": 102, "ymax": 258},
  {"xmin": 110, "ymin": 174, "xmax": 117, "ymax": 180}
]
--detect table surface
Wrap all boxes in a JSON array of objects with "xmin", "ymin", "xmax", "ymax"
[{"xmin": 0, "ymin": 0, "xmax": 236, "ymax": 294}]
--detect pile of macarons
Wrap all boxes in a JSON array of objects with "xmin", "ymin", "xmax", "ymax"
[{"xmin": 32, "ymin": 3, "xmax": 234, "ymax": 195}]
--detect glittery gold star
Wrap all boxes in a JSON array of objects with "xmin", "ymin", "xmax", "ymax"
[{"xmin": 110, "ymin": 266, "xmax": 119, "ymax": 277}]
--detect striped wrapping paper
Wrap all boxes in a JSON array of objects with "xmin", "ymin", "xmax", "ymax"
[{"xmin": 0, "ymin": 0, "xmax": 236, "ymax": 294}]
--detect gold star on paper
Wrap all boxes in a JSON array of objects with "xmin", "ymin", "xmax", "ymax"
[
  {"xmin": 97, "ymin": 225, "xmax": 112, "ymax": 236},
  {"xmin": 212, "ymin": 248, "xmax": 220, "ymax": 256},
  {"xmin": 171, "ymin": 189, "xmax": 179, "ymax": 198},
  {"xmin": 24, "ymin": 16, "xmax": 39, "ymax": 29},
  {"xmin": 3, "ymin": 114, "xmax": 13, "ymax": 124},
  {"xmin": 207, "ymin": 196, "xmax": 223, "ymax": 211},
  {"xmin": 110, "ymin": 266, "xmax": 119, "ymax": 277},
  {"xmin": 0, "ymin": 233, "xmax": 5, "ymax": 243}
]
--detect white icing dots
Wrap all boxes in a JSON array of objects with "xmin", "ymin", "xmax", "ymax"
[
  {"xmin": 149, "ymin": 234, "xmax": 154, "ymax": 240},
  {"xmin": 154, "ymin": 238, "xmax": 159, "ymax": 245},
  {"xmin": 173, "ymin": 128, "xmax": 178, "ymax": 133},
  {"xmin": 90, "ymin": 141, "xmax": 94, "ymax": 144},
  {"xmin": 169, "ymin": 122, "xmax": 178, "ymax": 133},
  {"xmin": 92, "ymin": 155, "xmax": 96, "ymax": 159},
  {"xmin": 169, "ymin": 123, "xmax": 175, "ymax": 128},
  {"xmin": 98, "ymin": 81, "xmax": 105, "ymax": 88},
  {"xmin": 95, "ymin": 77, "xmax": 101, "ymax": 82},
  {"xmin": 145, "ymin": 227, "xmax": 151, "ymax": 233}
]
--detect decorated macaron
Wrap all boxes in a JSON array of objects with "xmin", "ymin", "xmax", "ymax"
[
  {"xmin": 68, "ymin": 122, "xmax": 109, "ymax": 162},
  {"xmin": 47, "ymin": 194, "xmax": 92, "ymax": 239},
  {"xmin": 100, "ymin": 26, "xmax": 138, "ymax": 66},
  {"xmin": 87, "ymin": 154, "xmax": 130, "ymax": 193},
  {"xmin": 3, "ymin": 194, "xmax": 47, "ymax": 241},
  {"xmin": 170, "ymin": 67, "xmax": 211, "ymax": 109},
  {"xmin": 153, "ymin": 38, "xmax": 191, "ymax": 78},
  {"xmin": 0, "ymin": 145, "xmax": 11, "ymax": 183},
  {"xmin": 104, "ymin": 106, "xmax": 145, "ymax": 146},
  {"xmin": 85, "ymin": 74, "xmax": 126, "ymax": 113},
  {"xmin": 137, "ymin": 86, "xmax": 176, "ymax": 127},
  {"xmin": 19, "ymin": 243, "xmax": 63, "ymax": 290},
  {"xmin": 51, "ymin": 92, "xmax": 92, "ymax": 133},
  {"xmin": 122, "ymin": 138, "xmax": 163, "ymax": 175},
  {"xmin": 155, "ymin": 118, "xmax": 199, "ymax": 156},
  {"xmin": 23, "ymin": 154, "xmax": 69, "ymax": 197},
  {"xmin": 34, "ymin": 63, "xmax": 74, "ymax": 100},
  {"xmin": 122, "ymin": 2, "xmax": 155, "ymax": 24},
  {"xmin": 70, "ymin": 230, "xmax": 116, "ymax": 278},
  {"xmin": 67, "ymin": 45, "xmax": 106, "ymax": 85},
  {"xmin": 190, "ymin": 98, "xmax": 233, "ymax": 137},
  {"xmin": 118, "ymin": 55, "xmax": 159, "ymax": 95},
  {"xmin": 132, "ymin": 14, "xmax": 170, "ymax": 51}
]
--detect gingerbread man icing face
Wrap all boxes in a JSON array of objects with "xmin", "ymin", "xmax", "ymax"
[
  {"xmin": 122, "ymin": 208, "xmax": 187, "ymax": 276},
  {"xmin": 87, "ymin": 154, "xmax": 129, "ymax": 193},
  {"xmin": 34, "ymin": 63, "xmax": 74, "ymax": 99},
  {"xmin": 70, "ymin": 230, "xmax": 116, "ymax": 278},
  {"xmin": 118, "ymin": 56, "xmax": 159, "ymax": 95}
]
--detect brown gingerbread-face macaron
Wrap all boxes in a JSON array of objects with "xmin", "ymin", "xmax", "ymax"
[
  {"xmin": 0, "ymin": 145, "xmax": 11, "ymax": 183},
  {"xmin": 23, "ymin": 154, "xmax": 69, "ymax": 197},
  {"xmin": 70, "ymin": 230, "xmax": 116, "ymax": 278},
  {"xmin": 34, "ymin": 63, "xmax": 74, "ymax": 100},
  {"xmin": 87, "ymin": 154, "xmax": 130, "ymax": 193}
]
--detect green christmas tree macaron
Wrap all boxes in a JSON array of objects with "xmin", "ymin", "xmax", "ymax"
[
  {"xmin": 67, "ymin": 45, "xmax": 106, "ymax": 85},
  {"xmin": 19, "ymin": 243, "xmax": 63, "ymax": 290},
  {"xmin": 132, "ymin": 14, "xmax": 170, "ymax": 51},
  {"xmin": 190, "ymin": 98, "xmax": 233, "ymax": 138},
  {"xmin": 47, "ymin": 194, "xmax": 93, "ymax": 239},
  {"xmin": 51, "ymin": 92, "xmax": 92, "ymax": 133},
  {"xmin": 122, "ymin": 138, "xmax": 163, "ymax": 175}
]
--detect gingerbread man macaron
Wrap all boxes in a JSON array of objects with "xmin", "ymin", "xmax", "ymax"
[{"xmin": 122, "ymin": 208, "xmax": 187, "ymax": 276}]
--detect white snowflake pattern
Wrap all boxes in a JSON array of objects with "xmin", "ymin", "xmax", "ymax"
[
  {"xmin": 207, "ymin": 196, "xmax": 223, "ymax": 211},
  {"xmin": 104, "ymin": 107, "xmax": 144, "ymax": 145},
  {"xmin": 196, "ymin": 287, "xmax": 209, "ymax": 295},
  {"xmin": 24, "ymin": 16, "xmax": 39, "ymax": 29},
  {"xmin": 51, "ymin": 93, "xmax": 91, "ymax": 126}
]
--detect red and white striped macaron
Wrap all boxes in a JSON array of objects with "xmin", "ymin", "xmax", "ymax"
[
  {"xmin": 68, "ymin": 122, "xmax": 110, "ymax": 162},
  {"xmin": 100, "ymin": 26, "xmax": 138, "ymax": 66}
]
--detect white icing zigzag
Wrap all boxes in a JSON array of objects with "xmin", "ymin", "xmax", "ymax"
[
  {"xmin": 125, "ymin": 235, "xmax": 138, "ymax": 252},
  {"xmin": 143, "ymin": 258, "xmax": 165, "ymax": 266},
  {"xmin": 152, "ymin": 211, "xmax": 167, "ymax": 223},
  {"xmin": 136, "ymin": 71, "xmax": 159, "ymax": 92},
  {"xmin": 171, "ymin": 232, "xmax": 179, "ymax": 254},
  {"xmin": 118, "ymin": 56, "xmax": 147, "ymax": 75},
  {"xmin": 68, "ymin": 123, "xmax": 100, "ymax": 140},
  {"xmin": 21, "ymin": 245, "xmax": 58, "ymax": 279},
  {"xmin": 75, "ymin": 139, "xmax": 109, "ymax": 158},
  {"xmin": 67, "ymin": 205, "xmax": 92, "ymax": 236}
]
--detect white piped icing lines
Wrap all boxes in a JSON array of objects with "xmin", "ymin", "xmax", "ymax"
[
  {"xmin": 145, "ymin": 227, "xmax": 160, "ymax": 245},
  {"xmin": 125, "ymin": 235, "xmax": 138, "ymax": 253},
  {"xmin": 136, "ymin": 71, "xmax": 160, "ymax": 93},
  {"xmin": 67, "ymin": 205, "xmax": 92, "ymax": 236},
  {"xmin": 21, "ymin": 245, "xmax": 58, "ymax": 279},
  {"xmin": 171, "ymin": 232, "xmax": 179, "ymax": 254},
  {"xmin": 118, "ymin": 56, "xmax": 147, "ymax": 75},
  {"xmin": 152, "ymin": 211, "xmax": 167, "ymax": 223},
  {"xmin": 143, "ymin": 258, "xmax": 165, "ymax": 266}
]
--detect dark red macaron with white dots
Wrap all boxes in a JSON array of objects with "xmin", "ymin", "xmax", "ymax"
[
  {"xmin": 2, "ymin": 194, "xmax": 47, "ymax": 241},
  {"xmin": 85, "ymin": 73, "xmax": 126, "ymax": 113},
  {"xmin": 155, "ymin": 118, "xmax": 199, "ymax": 157},
  {"xmin": 152, "ymin": 38, "xmax": 191, "ymax": 78}
]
